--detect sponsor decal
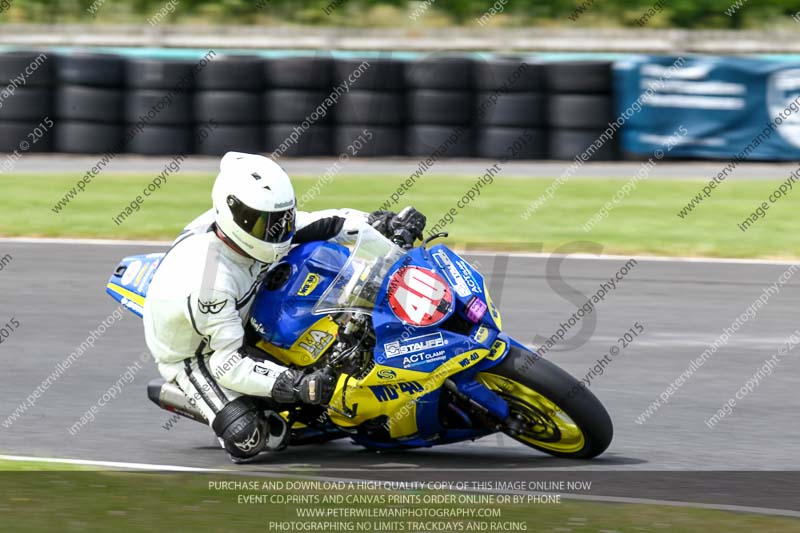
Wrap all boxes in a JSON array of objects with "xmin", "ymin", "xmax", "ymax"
[
  {"xmin": 456, "ymin": 260, "xmax": 482, "ymax": 294},
  {"xmin": 489, "ymin": 302, "xmax": 501, "ymax": 321},
  {"xmin": 120, "ymin": 260, "xmax": 142, "ymax": 286},
  {"xmin": 369, "ymin": 381, "xmax": 425, "ymax": 403},
  {"xmin": 487, "ymin": 339, "xmax": 508, "ymax": 361},
  {"xmin": 466, "ymin": 296, "xmax": 488, "ymax": 323},
  {"xmin": 432, "ymin": 251, "xmax": 470, "ymax": 297},
  {"xmin": 297, "ymin": 330, "xmax": 333, "ymax": 358},
  {"xmin": 473, "ymin": 325, "xmax": 490, "ymax": 344},
  {"xmin": 457, "ymin": 351, "xmax": 483, "ymax": 369},
  {"xmin": 198, "ymin": 299, "xmax": 227, "ymax": 314},
  {"xmin": 249, "ymin": 317, "xmax": 267, "ymax": 336},
  {"xmin": 387, "ymin": 266, "xmax": 453, "ymax": 327},
  {"xmin": 297, "ymin": 273, "xmax": 320, "ymax": 296},
  {"xmin": 377, "ymin": 368, "xmax": 397, "ymax": 380},
  {"xmin": 384, "ymin": 332, "xmax": 445, "ymax": 358},
  {"xmin": 275, "ymin": 199, "xmax": 295, "ymax": 209},
  {"xmin": 402, "ymin": 350, "xmax": 446, "ymax": 368}
]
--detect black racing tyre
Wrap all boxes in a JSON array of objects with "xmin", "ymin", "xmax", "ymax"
[
  {"xmin": 124, "ymin": 90, "xmax": 193, "ymax": 125},
  {"xmin": 263, "ymin": 90, "xmax": 332, "ymax": 124},
  {"xmin": 0, "ymin": 51, "xmax": 54, "ymax": 86},
  {"xmin": 476, "ymin": 345, "xmax": 613, "ymax": 459},
  {"xmin": 333, "ymin": 125, "xmax": 403, "ymax": 157},
  {"xmin": 195, "ymin": 55, "xmax": 265, "ymax": 91},
  {"xmin": 266, "ymin": 124, "xmax": 332, "ymax": 157},
  {"xmin": 547, "ymin": 94, "xmax": 613, "ymax": 129},
  {"xmin": 476, "ymin": 128, "xmax": 547, "ymax": 160},
  {"xmin": 125, "ymin": 124, "xmax": 193, "ymax": 155},
  {"xmin": 54, "ymin": 121, "xmax": 125, "ymax": 154},
  {"xmin": 56, "ymin": 86, "xmax": 124, "ymax": 122},
  {"xmin": 194, "ymin": 124, "xmax": 262, "ymax": 156},
  {"xmin": 125, "ymin": 58, "xmax": 199, "ymax": 91},
  {"xmin": 405, "ymin": 124, "xmax": 473, "ymax": 158},
  {"xmin": 334, "ymin": 91, "xmax": 404, "ymax": 125},
  {"xmin": 0, "ymin": 88, "xmax": 52, "ymax": 121},
  {"xmin": 544, "ymin": 61, "xmax": 613, "ymax": 94},
  {"xmin": 194, "ymin": 91, "xmax": 263, "ymax": 125},
  {"xmin": 264, "ymin": 56, "xmax": 333, "ymax": 89},
  {"xmin": 55, "ymin": 53, "xmax": 126, "ymax": 87},
  {"xmin": 0, "ymin": 120, "xmax": 53, "ymax": 153},
  {"xmin": 548, "ymin": 128, "xmax": 617, "ymax": 161},
  {"xmin": 474, "ymin": 57, "xmax": 543, "ymax": 92},
  {"xmin": 333, "ymin": 58, "xmax": 404, "ymax": 92},
  {"xmin": 405, "ymin": 56, "xmax": 474, "ymax": 90},
  {"xmin": 476, "ymin": 92, "xmax": 545, "ymax": 127},
  {"xmin": 408, "ymin": 90, "xmax": 473, "ymax": 126}
]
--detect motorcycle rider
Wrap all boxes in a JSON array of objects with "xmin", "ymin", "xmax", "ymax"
[{"xmin": 143, "ymin": 151, "xmax": 425, "ymax": 462}]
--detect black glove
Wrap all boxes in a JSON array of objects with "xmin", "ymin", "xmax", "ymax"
[
  {"xmin": 298, "ymin": 367, "xmax": 337, "ymax": 405},
  {"xmin": 390, "ymin": 206, "xmax": 426, "ymax": 244},
  {"xmin": 272, "ymin": 367, "xmax": 337, "ymax": 405},
  {"xmin": 367, "ymin": 210, "xmax": 395, "ymax": 238},
  {"xmin": 368, "ymin": 207, "xmax": 427, "ymax": 248}
]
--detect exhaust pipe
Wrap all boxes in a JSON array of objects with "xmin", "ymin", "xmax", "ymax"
[{"xmin": 147, "ymin": 378, "xmax": 208, "ymax": 425}]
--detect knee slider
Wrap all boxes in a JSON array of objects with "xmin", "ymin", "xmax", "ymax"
[{"xmin": 212, "ymin": 397, "xmax": 267, "ymax": 458}]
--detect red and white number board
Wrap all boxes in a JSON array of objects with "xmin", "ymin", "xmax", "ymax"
[{"xmin": 387, "ymin": 266, "xmax": 453, "ymax": 326}]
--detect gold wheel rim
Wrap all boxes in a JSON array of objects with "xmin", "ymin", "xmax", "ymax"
[{"xmin": 477, "ymin": 373, "xmax": 585, "ymax": 454}]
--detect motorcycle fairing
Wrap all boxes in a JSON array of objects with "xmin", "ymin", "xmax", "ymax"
[
  {"xmin": 371, "ymin": 245, "xmax": 502, "ymax": 374},
  {"xmin": 106, "ymin": 252, "xmax": 165, "ymax": 318},
  {"xmin": 248, "ymin": 241, "xmax": 349, "ymax": 366},
  {"xmin": 338, "ymin": 334, "xmax": 513, "ymax": 447}
]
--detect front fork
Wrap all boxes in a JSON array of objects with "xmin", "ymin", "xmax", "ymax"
[
  {"xmin": 443, "ymin": 332, "xmax": 525, "ymax": 435},
  {"xmin": 444, "ymin": 378, "xmax": 515, "ymax": 434}
]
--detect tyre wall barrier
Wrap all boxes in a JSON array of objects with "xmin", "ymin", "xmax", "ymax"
[{"xmin": 0, "ymin": 50, "xmax": 618, "ymax": 160}]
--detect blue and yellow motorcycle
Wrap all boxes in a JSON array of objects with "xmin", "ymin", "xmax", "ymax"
[{"xmin": 107, "ymin": 226, "xmax": 612, "ymax": 459}]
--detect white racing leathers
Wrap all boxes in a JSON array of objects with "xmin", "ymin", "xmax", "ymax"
[{"xmin": 143, "ymin": 207, "xmax": 367, "ymax": 425}]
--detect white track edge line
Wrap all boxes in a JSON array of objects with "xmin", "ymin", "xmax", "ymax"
[{"xmin": 0, "ymin": 454, "xmax": 229, "ymax": 473}]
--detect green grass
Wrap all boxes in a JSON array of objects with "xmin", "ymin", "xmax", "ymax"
[
  {"xmin": 0, "ymin": 464, "xmax": 797, "ymax": 532},
  {"xmin": 1, "ymin": 172, "xmax": 798, "ymax": 258},
  {"xmin": 0, "ymin": 458, "xmax": 97, "ymax": 471}
]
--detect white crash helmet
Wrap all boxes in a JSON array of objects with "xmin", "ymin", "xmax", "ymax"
[{"xmin": 212, "ymin": 152, "xmax": 296, "ymax": 264}]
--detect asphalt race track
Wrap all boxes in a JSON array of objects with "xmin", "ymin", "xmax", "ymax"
[{"xmin": 1, "ymin": 240, "xmax": 799, "ymax": 514}]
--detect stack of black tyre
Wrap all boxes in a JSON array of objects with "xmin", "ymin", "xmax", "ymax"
[
  {"xmin": 194, "ymin": 55, "xmax": 264, "ymax": 156},
  {"xmin": 264, "ymin": 55, "xmax": 334, "ymax": 157},
  {"xmin": 405, "ymin": 56, "xmax": 474, "ymax": 158},
  {"xmin": 332, "ymin": 58, "xmax": 405, "ymax": 157},
  {"xmin": 0, "ymin": 50, "xmax": 627, "ymax": 161},
  {"xmin": 54, "ymin": 53, "xmax": 126, "ymax": 154},
  {"xmin": 474, "ymin": 57, "xmax": 547, "ymax": 160},
  {"xmin": 544, "ymin": 61, "xmax": 616, "ymax": 161},
  {"xmin": 0, "ymin": 51, "xmax": 55, "ymax": 154},
  {"xmin": 124, "ymin": 58, "xmax": 197, "ymax": 155}
]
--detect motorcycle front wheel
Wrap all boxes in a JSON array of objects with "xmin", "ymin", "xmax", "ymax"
[{"xmin": 476, "ymin": 345, "xmax": 613, "ymax": 459}]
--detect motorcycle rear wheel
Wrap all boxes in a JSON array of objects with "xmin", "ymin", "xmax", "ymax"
[{"xmin": 476, "ymin": 346, "xmax": 613, "ymax": 459}]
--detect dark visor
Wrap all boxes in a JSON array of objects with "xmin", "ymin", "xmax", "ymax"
[{"xmin": 227, "ymin": 195, "xmax": 295, "ymax": 243}]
